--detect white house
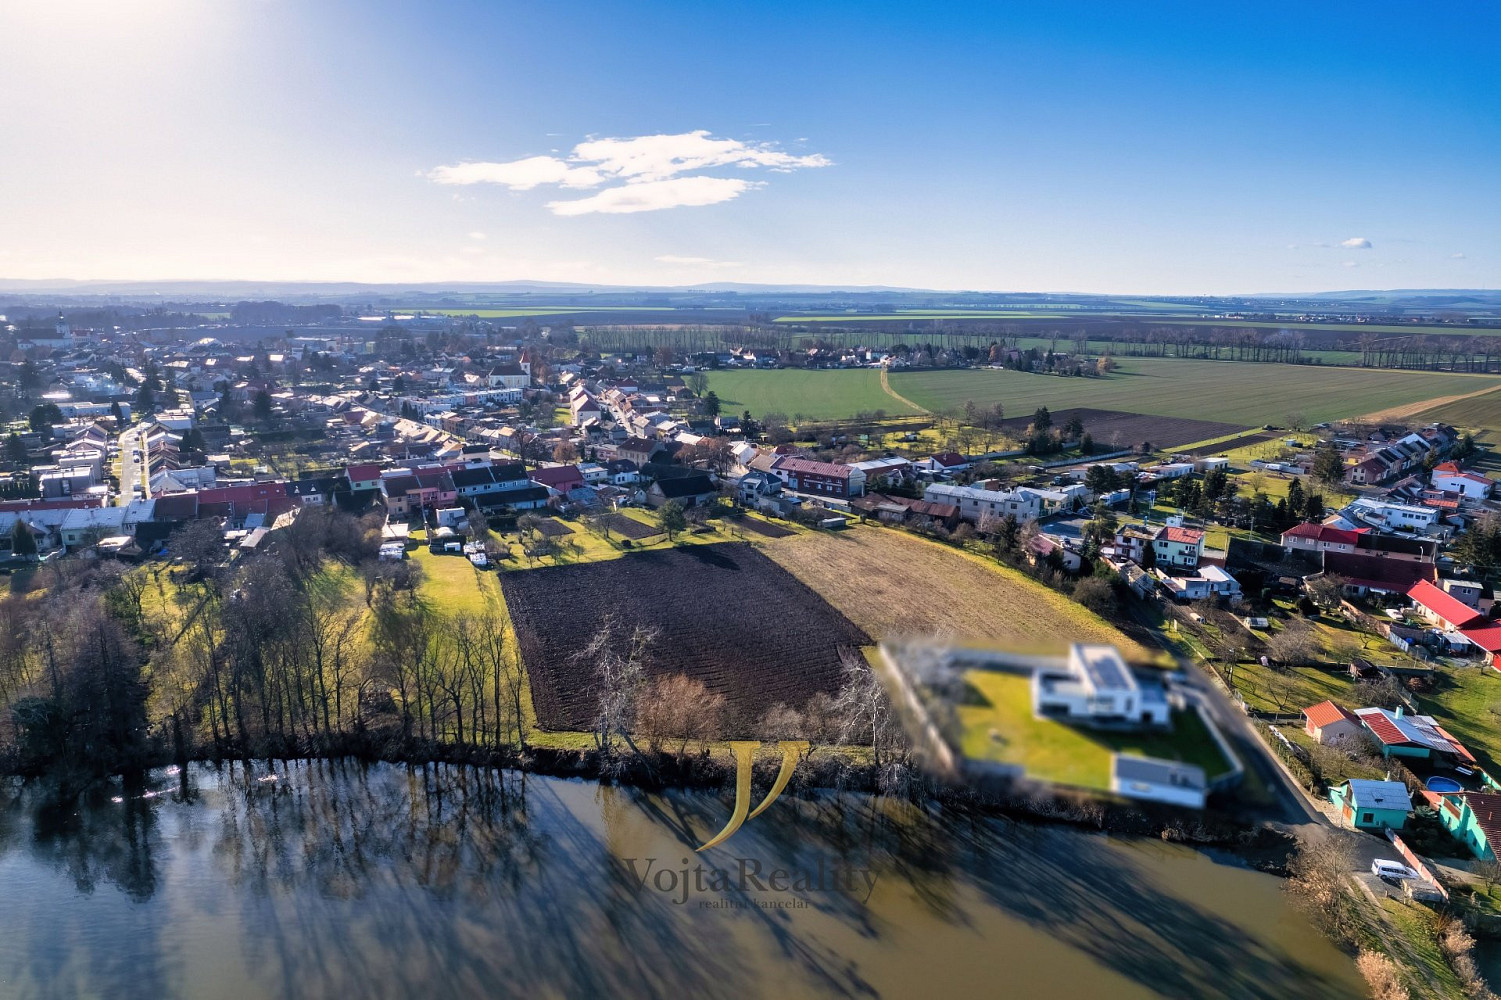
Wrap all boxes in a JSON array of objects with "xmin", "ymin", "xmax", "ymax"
[
  {"xmin": 1432, "ymin": 463, "xmax": 1493, "ymax": 499},
  {"xmin": 1111, "ymin": 755, "xmax": 1207, "ymax": 809},
  {"xmin": 1031, "ymin": 644, "xmax": 1170, "ymax": 727},
  {"xmin": 925, "ymin": 482, "xmax": 1041, "ymax": 524},
  {"xmin": 1349, "ymin": 497, "xmax": 1440, "ymax": 531}
]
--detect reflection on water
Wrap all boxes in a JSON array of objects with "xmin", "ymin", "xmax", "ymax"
[{"xmin": 0, "ymin": 761, "xmax": 1364, "ymax": 999}]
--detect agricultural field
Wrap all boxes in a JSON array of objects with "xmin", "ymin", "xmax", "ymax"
[
  {"xmin": 1415, "ymin": 385, "xmax": 1501, "ymax": 436},
  {"xmin": 705, "ymin": 368, "xmax": 918, "ymax": 420},
  {"xmin": 762, "ymin": 526, "xmax": 1149, "ymax": 657},
  {"xmin": 499, "ymin": 543, "xmax": 869, "ymax": 733},
  {"xmin": 993, "ymin": 407, "xmax": 1247, "ymax": 451},
  {"xmin": 892, "ymin": 358, "xmax": 1501, "ymax": 427}
]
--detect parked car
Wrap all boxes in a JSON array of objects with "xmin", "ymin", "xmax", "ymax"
[{"xmin": 1371, "ymin": 860, "xmax": 1419, "ymax": 882}]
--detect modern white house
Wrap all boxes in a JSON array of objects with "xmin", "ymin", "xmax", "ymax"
[{"xmin": 1032, "ymin": 644, "xmax": 1170, "ymax": 727}]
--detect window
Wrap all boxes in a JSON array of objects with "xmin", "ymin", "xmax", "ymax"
[{"xmin": 1361, "ymin": 812, "xmax": 1373, "ymax": 824}]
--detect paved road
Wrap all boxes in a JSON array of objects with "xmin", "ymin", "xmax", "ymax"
[{"xmin": 116, "ymin": 424, "xmax": 149, "ymax": 505}]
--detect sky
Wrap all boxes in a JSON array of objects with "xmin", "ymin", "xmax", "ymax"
[{"xmin": 0, "ymin": 0, "xmax": 1497, "ymax": 294}]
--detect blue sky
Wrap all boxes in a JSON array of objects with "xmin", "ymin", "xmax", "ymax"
[{"xmin": 0, "ymin": 0, "xmax": 1496, "ymax": 293}]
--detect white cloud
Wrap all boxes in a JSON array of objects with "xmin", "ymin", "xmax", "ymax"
[
  {"xmin": 429, "ymin": 155, "xmax": 603, "ymax": 190},
  {"xmin": 1342, "ymin": 260, "xmax": 1359, "ymax": 268},
  {"xmin": 428, "ymin": 130, "xmax": 828, "ymax": 214},
  {"xmin": 655, "ymin": 254, "xmax": 742, "ymax": 268},
  {"xmin": 468, "ymin": 231, "xmax": 486, "ymax": 240},
  {"xmin": 1451, "ymin": 252, "xmax": 1466, "ymax": 259},
  {"xmin": 1340, "ymin": 237, "xmax": 1372, "ymax": 249},
  {"xmin": 547, "ymin": 176, "xmax": 760, "ymax": 216}
]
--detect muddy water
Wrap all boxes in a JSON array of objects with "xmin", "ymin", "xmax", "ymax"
[{"xmin": 0, "ymin": 761, "xmax": 1363, "ymax": 999}]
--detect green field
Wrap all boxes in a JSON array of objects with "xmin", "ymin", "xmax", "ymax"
[
  {"xmin": 892, "ymin": 358, "xmax": 1501, "ymax": 426},
  {"xmin": 774, "ymin": 311, "xmax": 1079, "ymax": 322},
  {"xmin": 705, "ymin": 368, "xmax": 919, "ymax": 420},
  {"xmin": 1416, "ymin": 385, "xmax": 1501, "ymax": 434}
]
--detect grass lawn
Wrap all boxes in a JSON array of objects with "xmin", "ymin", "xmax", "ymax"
[
  {"xmin": 1414, "ymin": 663, "xmax": 1501, "ymax": 773},
  {"xmin": 1227, "ymin": 659, "xmax": 1359, "ymax": 716},
  {"xmin": 956, "ymin": 670, "xmax": 1230, "ymax": 790},
  {"xmin": 764, "ymin": 524, "xmax": 1149, "ymax": 657},
  {"xmin": 892, "ymin": 359, "xmax": 1501, "ymax": 427},
  {"xmin": 705, "ymin": 368, "xmax": 920, "ymax": 421}
]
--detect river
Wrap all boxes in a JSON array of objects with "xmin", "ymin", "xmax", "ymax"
[{"xmin": 0, "ymin": 760, "xmax": 1363, "ymax": 999}]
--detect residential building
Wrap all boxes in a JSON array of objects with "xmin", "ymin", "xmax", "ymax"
[
  {"xmin": 1031, "ymin": 644, "xmax": 1170, "ymax": 727},
  {"xmin": 1329, "ymin": 779, "xmax": 1412, "ymax": 831},
  {"xmin": 924, "ymin": 482, "xmax": 1042, "ymax": 524},
  {"xmin": 646, "ymin": 473, "xmax": 718, "ymax": 508},
  {"xmin": 1153, "ymin": 525, "xmax": 1205, "ymax": 569},
  {"xmin": 1156, "ymin": 564, "xmax": 1241, "ymax": 602},
  {"xmin": 1111, "ymin": 755, "xmax": 1207, "ymax": 810},
  {"xmin": 1302, "ymin": 700, "xmax": 1362, "ymax": 745},
  {"xmin": 1432, "ymin": 462, "xmax": 1493, "ymax": 499},
  {"xmin": 1355, "ymin": 706, "xmax": 1476, "ymax": 764},
  {"xmin": 1431, "ymin": 791, "xmax": 1501, "ymax": 861},
  {"xmin": 772, "ymin": 456, "xmax": 866, "ymax": 499}
]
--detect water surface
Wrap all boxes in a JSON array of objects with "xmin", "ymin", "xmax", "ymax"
[{"xmin": 0, "ymin": 761, "xmax": 1362, "ymax": 999}]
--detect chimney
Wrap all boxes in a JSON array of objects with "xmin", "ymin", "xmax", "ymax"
[{"xmin": 1395, "ymin": 705, "xmax": 1403, "ymax": 718}]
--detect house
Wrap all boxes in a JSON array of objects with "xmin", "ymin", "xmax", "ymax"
[
  {"xmin": 1330, "ymin": 779, "xmax": 1412, "ymax": 831},
  {"xmin": 1111, "ymin": 755, "xmax": 1207, "ymax": 810},
  {"xmin": 772, "ymin": 456, "xmax": 866, "ymax": 499},
  {"xmin": 736, "ymin": 471, "xmax": 783, "ymax": 507},
  {"xmin": 1153, "ymin": 525, "xmax": 1205, "ymax": 569},
  {"xmin": 345, "ymin": 463, "xmax": 383, "ymax": 492},
  {"xmin": 530, "ymin": 464, "xmax": 586, "ymax": 496},
  {"xmin": 1302, "ymin": 700, "xmax": 1362, "ymax": 745},
  {"xmin": 1281, "ymin": 522, "xmax": 1361, "ymax": 555},
  {"xmin": 1031, "ymin": 644, "xmax": 1170, "ymax": 727},
  {"xmin": 919, "ymin": 452, "xmax": 971, "ymax": 475},
  {"xmin": 1349, "ymin": 497, "xmax": 1440, "ymax": 532},
  {"xmin": 1432, "ymin": 462, "xmax": 1493, "ymax": 499},
  {"xmin": 617, "ymin": 436, "xmax": 663, "ymax": 467},
  {"xmin": 646, "ymin": 472, "xmax": 718, "ymax": 508},
  {"xmin": 1027, "ymin": 533, "xmax": 1083, "ymax": 574},
  {"xmin": 1431, "ymin": 791, "xmax": 1501, "ymax": 861},
  {"xmin": 1408, "ymin": 578, "xmax": 1485, "ymax": 631},
  {"xmin": 924, "ymin": 482, "xmax": 1042, "ymax": 525},
  {"xmin": 847, "ymin": 456, "xmax": 912, "ymax": 488},
  {"xmin": 1112, "ymin": 526, "xmax": 1155, "ymax": 565},
  {"xmin": 1321, "ymin": 551, "xmax": 1436, "ymax": 596},
  {"xmin": 1156, "ymin": 564, "xmax": 1242, "ymax": 602},
  {"xmin": 1355, "ymin": 706, "xmax": 1476, "ymax": 764}
]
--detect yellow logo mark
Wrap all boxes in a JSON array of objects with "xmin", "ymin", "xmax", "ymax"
[{"xmin": 697, "ymin": 740, "xmax": 808, "ymax": 852}]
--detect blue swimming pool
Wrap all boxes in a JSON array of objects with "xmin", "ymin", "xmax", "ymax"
[{"xmin": 1427, "ymin": 776, "xmax": 1463, "ymax": 793}]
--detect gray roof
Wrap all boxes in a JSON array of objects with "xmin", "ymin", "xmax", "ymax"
[
  {"xmin": 1344, "ymin": 779, "xmax": 1413, "ymax": 812},
  {"xmin": 1112, "ymin": 755, "xmax": 1206, "ymax": 790}
]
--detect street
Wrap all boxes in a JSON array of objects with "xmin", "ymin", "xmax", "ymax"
[{"xmin": 116, "ymin": 423, "xmax": 150, "ymax": 506}]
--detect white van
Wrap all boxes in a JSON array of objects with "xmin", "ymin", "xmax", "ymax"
[{"xmin": 1371, "ymin": 859, "xmax": 1418, "ymax": 882}]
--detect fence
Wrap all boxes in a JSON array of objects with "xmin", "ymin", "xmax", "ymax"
[{"xmin": 1385, "ymin": 829, "xmax": 1450, "ymax": 901}]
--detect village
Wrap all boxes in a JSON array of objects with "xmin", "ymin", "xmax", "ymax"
[{"xmin": 9, "ymin": 307, "xmax": 1501, "ymax": 950}]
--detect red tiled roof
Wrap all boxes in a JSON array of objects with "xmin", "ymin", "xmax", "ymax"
[
  {"xmin": 1282, "ymin": 522, "xmax": 1361, "ymax": 546},
  {"xmin": 1434, "ymin": 724, "xmax": 1479, "ymax": 765},
  {"xmin": 1356, "ymin": 708, "xmax": 1407, "ymax": 747},
  {"xmin": 1160, "ymin": 526, "xmax": 1204, "ymax": 545},
  {"xmin": 1408, "ymin": 579, "xmax": 1485, "ymax": 628},
  {"xmin": 1460, "ymin": 623, "xmax": 1501, "ymax": 653},
  {"xmin": 1304, "ymin": 700, "xmax": 1358, "ymax": 729},
  {"xmin": 774, "ymin": 456, "xmax": 852, "ymax": 478},
  {"xmin": 1433, "ymin": 462, "xmax": 1462, "ymax": 474},
  {"xmin": 346, "ymin": 463, "xmax": 382, "ymax": 481},
  {"xmin": 1463, "ymin": 793, "xmax": 1501, "ymax": 849}
]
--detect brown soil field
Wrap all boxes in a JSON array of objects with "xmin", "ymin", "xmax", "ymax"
[
  {"xmin": 501, "ymin": 543, "xmax": 869, "ymax": 732},
  {"xmin": 733, "ymin": 516, "xmax": 795, "ymax": 538},
  {"xmin": 996, "ymin": 407, "xmax": 1246, "ymax": 450},
  {"xmin": 532, "ymin": 518, "xmax": 574, "ymax": 538},
  {"xmin": 762, "ymin": 527, "xmax": 1148, "ymax": 657},
  {"xmin": 597, "ymin": 512, "xmax": 660, "ymax": 540}
]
